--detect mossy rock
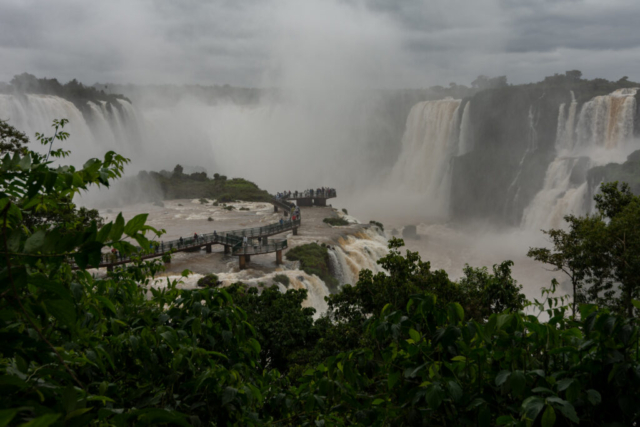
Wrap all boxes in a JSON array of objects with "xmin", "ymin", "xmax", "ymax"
[
  {"xmin": 239, "ymin": 207, "xmax": 250, "ymax": 211},
  {"xmin": 197, "ymin": 274, "xmax": 220, "ymax": 288},
  {"xmin": 402, "ymin": 225, "xmax": 419, "ymax": 240},
  {"xmin": 224, "ymin": 206, "xmax": 235, "ymax": 211},
  {"xmin": 369, "ymin": 220, "xmax": 384, "ymax": 232},
  {"xmin": 285, "ymin": 243, "xmax": 338, "ymax": 292},
  {"xmin": 323, "ymin": 217, "xmax": 349, "ymax": 226},
  {"xmin": 208, "ymin": 217, "xmax": 214, "ymax": 222},
  {"xmin": 273, "ymin": 274, "xmax": 290, "ymax": 287}
]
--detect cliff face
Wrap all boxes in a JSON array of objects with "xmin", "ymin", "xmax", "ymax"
[
  {"xmin": 451, "ymin": 87, "xmax": 568, "ymax": 225},
  {"xmin": 449, "ymin": 79, "xmax": 640, "ymax": 226}
]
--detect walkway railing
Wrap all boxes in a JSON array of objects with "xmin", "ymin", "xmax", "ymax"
[{"xmin": 84, "ymin": 217, "xmax": 300, "ymax": 267}]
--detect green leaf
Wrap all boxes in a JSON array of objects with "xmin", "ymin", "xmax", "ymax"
[
  {"xmin": 372, "ymin": 399, "xmax": 384, "ymax": 405},
  {"xmin": 522, "ymin": 396, "xmax": 544, "ymax": 422},
  {"xmin": 556, "ymin": 400, "xmax": 579, "ymax": 423},
  {"xmin": 0, "ymin": 409, "xmax": 17, "ymax": 427},
  {"xmin": 586, "ymin": 389, "xmax": 601, "ymax": 405},
  {"xmin": 222, "ymin": 387, "xmax": 237, "ymax": 405},
  {"xmin": 446, "ymin": 380, "xmax": 463, "ymax": 401},
  {"xmin": 124, "ymin": 213, "xmax": 148, "ymax": 236},
  {"xmin": 24, "ymin": 230, "xmax": 46, "ymax": 253},
  {"xmin": 96, "ymin": 296, "xmax": 117, "ymax": 315},
  {"xmin": 425, "ymin": 384, "xmax": 444, "ymax": 409},
  {"xmin": 388, "ymin": 371, "xmax": 401, "ymax": 390},
  {"xmin": 45, "ymin": 300, "xmax": 76, "ymax": 329},
  {"xmin": 496, "ymin": 415, "xmax": 514, "ymax": 425},
  {"xmin": 556, "ymin": 378, "xmax": 573, "ymax": 392},
  {"xmin": 65, "ymin": 408, "xmax": 93, "ymax": 421},
  {"xmin": 495, "ymin": 370, "xmax": 510, "ymax": 386},
  {"xmin": 541, "ymin": 405, "xmax": 556, "ymax": 427},
  {"xmin": 96, "ymin": 223, "xmax": 113, "ymax": 243},
  {"xmin": 409, "ymin": 328, "xmax": 420, "ymax": 343},
  {"xmin": 19, "ymin": 413, "xmax": 61, "ymax": 427},
  {"xmin": 110, "ymin": 214, "xmax": 125, "ymax": 241},
  {"xmin": 510, "ymin": 370, "xmax": 526, "ymax": 396}
]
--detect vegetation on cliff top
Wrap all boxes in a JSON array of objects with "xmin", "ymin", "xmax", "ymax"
[
  {"xmin": 137, "ymin": 164, "xmax": 272, "ymax": 202},
  {"xmin": 285, "ymin": 243, "xmax": 340, "ymax": 292},
  {"xmin": 1, "ymin": 73, "xmax": 131, "ymax": 111}
]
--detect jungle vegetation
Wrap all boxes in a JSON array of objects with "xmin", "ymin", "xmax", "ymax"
[{"xmin": 2, "ymin": 120, "xmax": 640, "ymax": 426}]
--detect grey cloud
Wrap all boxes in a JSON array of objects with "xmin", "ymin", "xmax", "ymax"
[{"xmin": 0, "ymin": 0, "xmax": 639, "ymax": 87}]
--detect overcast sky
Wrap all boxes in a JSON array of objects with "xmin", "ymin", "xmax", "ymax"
[{"xmin": 1, "ymin": 0, "xmax": 639, "ymax": 88}]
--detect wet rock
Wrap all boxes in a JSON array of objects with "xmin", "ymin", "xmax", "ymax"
[{"xmin": 402, "ymin": 225, "xmax": 419, "ymax": 240}]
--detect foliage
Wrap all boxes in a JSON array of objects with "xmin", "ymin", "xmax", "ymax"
[
  {"xmin": 342, "ymin": 208, "xmax": 348, "ymax": 215},
  {"xmin": 273, "ymin": 274, "xmax": 290, "ymax": 287},
  {"xmin": 197, "ymin": 273, "xmax": 219, "ymax": 287},
  {"xmin": 0, "ymin": 119, "xmax": 29, "ymax": 155},
  {"xmin": 225, "ymin": 284, "xmax": 317, "ymax": 372},
  {"xmin": 529, "ymin": 182, "xmax": 640, "ymax": 317},
  {"xmin": 198, "ymin": 197, "xmax": 208, "ymax": 204},
  {"xmin": 323, "ymin": 217, "xmax": 350, "ymax": 226},
  {"xmin": 0, "ymin": 120, "xmax": 269, "ymax": 425},
  {"xmin": 274, "ymin": 292, "xmax": 640, "ymax": 426},
  {"xmin": 5, "ymin": 120, "xmax": 640, "ymax": 426},
  {"xmin": 4, "ymin": 73, "xmax": 131, "ymax": 113},
  {"xmin": 144, "ymin": 166, "xmax": 271, "ymax": 202},
  {"xmin": 285, "ymin": 243, "xmax": 339, "ymax": 291},
  {"xmin": 369, "ymin": 220, "xmax": 384, "ymax": 232}
]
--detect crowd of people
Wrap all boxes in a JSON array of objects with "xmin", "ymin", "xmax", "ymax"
[{"xmin": 275, "ymin": 187, "xmax": 336, "ymax": 199}]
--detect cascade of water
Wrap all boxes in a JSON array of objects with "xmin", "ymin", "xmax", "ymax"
[
  {"xmin": 389, "ymin": 98, "xmax": 462, "ymax": 216},
  {"xmin": 522, "ymin": 88, "xmax": 639, "ymax": 229},
  {"xmin": 458, "ymin": 102, "xmax": 472, "ymax": 155},
  {"xmin": 0, "ymin": 94, "xmax": 143, "ymax": 164}
]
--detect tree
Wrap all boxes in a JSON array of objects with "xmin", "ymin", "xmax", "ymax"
[
  {"xmin": 529, "ymin": 182, "xmax": 640, "ymax": 317},
  {"xmin": 0, "ymin": 119, "xmax": 29, "ymax": 154},
  {"xmin": 0, "ymin": 120, "xmax": 267, "ymax": 425},
  {"xmin": 565, "ymin": 70, "xmax": 583, "ymax": 81},
  {"xmin": 173, "ymin": 163, "xmax": 184, "ymax": 176}
]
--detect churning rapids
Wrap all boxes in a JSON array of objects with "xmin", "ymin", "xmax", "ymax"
[{"xmin": 96, "ymin": 200, "xmax": 389, "ymax": 318}]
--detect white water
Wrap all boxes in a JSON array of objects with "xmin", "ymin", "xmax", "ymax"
[
  {"xmin": 458, "ymin": 102, "xmax": 472, "ymax": 156},
  {"xmin": 0, "ymin": 94, "xmax": 141, "ymax": 165},
  {"xmin": 327, "ymin": 227, "xmax": 389, "ymax": 286},
  {"xmin": 522, "ymin": 88, "xmax": 639, "ymax": 229},
  {"xmin": 388, "ymin": 98, "xmax": 463, "ymax": 218}
]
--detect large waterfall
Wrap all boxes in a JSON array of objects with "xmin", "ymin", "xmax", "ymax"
[
  {"xmin": 388, "ymin": 98, "xmax": 464, "ymax": 217},
  {"xmin": 0, "ymin": 94, "xmax": 143, "ymax": 164},
  {"xmin": 522, "ymin": 88, "xmax": 639, "ymax": 229},
  {"xmin": 390, "ymin": 88, "xmax": 639, "ymax": 228}
]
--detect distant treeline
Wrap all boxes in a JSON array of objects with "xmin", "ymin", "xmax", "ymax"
[
  {"xmin": 0, "ymin": 73, "xmax": 131, "ymax": 112},
  {"xmin": 137, "ymin": 164, "xmax": 273, "ymax": 202}
]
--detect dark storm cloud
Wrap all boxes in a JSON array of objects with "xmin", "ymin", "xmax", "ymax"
[{"xmin": 0, "ymin": 0, "xmax": 639, "ymax": 87}]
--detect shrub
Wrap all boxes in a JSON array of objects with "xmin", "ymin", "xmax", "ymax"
[
  {"xmin": 285, "ymin": 243, "xmax": 339, "ymax": 291},
  {"xmin": 199, "ymin": 198, "xmax": 209, "ymax": 204},
  {"xmin": 342, "ymin": 208, "xmax": 348, "ymax": 214},
  {"xmin": 273, "ymin": 274, "xmax": 290, "ymax": 287},
  {"xmin": 224, "ymin": 205, "xmax": 235, "ymax": 211},
  {"xmin": 323, "ymin": 217, "xmax": 349, "ymax": 226},
  {"xmin": 197, "ymin": 273, "xmax": 220, "ymax": 287},
  {"xmin": 369, "ymin": 220, "xmax": 384, "ymax": 231}
]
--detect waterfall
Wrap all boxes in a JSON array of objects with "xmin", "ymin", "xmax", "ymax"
[
  {"xmin": 389, "ymin": 98, "xmax": 462, "ymax": 216},
  {"xmin": 522, "ymin": 88, "xmax": 639, "ymax": 229},
  {"xmin": 326, "ymin": 228, "xmax": 389, "ymax": 286},
  {"xmin": 0, "ymin": 94, "xmax": 142, "ymax": 164},
  {"xmin": 458, "ymin": 102, "xmax": 472, "ymax": 155}
]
